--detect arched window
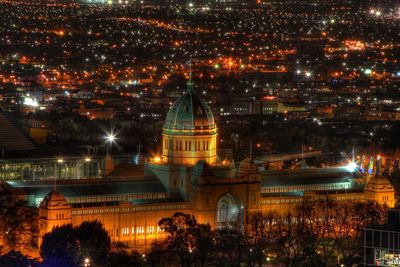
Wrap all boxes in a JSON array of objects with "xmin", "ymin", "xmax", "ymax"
[{"xmin": 217, "ymin": 193, "xmax": 243, "ymax": 229}]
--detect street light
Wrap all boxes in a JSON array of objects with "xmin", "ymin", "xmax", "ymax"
[
  {"xmin": 104, "ymin": 132, "xmax": 117, "ymax": 155},
  {"xmin": 106, "ymin": 133, "xmax": 116, "ymax": 143},
  {"xmin": 84, "ymin": 257, "xmax": 90, "ymax": 267}
]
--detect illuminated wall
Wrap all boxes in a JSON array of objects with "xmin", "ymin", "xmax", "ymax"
[{"xmin": 162, "ymin": 131, "xmax": 217, "ymax": 166}]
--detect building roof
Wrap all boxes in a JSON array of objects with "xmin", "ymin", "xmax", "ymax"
[
  {"xmin": 8, "ymin": 177, "xmax": 167, "ymax": 200},
  {"xmin": 163, "ymin": 81, "xmax": 216, "ymax": 135},
  {"xmin": 40, "ymin": 190, "xmax": 70, "ymax": 210},
  {"xmin": 105, "ymin": 163, "xmax": 145, "ymax": 179},
  {"xmin": 364, "ymin": 174, "xmax": 394, "ymax": 192},
  {"xmin": 261, "ymin": 167, "xmax": 361, "ymax": 187},
  {"xmin": 192, "ymin": 160, "xmax": 213, "ymax": 177},
  {"xmin": 0, "ymin": 111, "xmax": 36, "ymax": 151},
  {"xmin": 238, "ymin": 158, "xmax": 259, "ymax": 178}
]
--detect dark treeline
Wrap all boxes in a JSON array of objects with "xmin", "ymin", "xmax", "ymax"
[{"xmin": 145, "ymin": 199, "xmax": 385, "ymax": 267}]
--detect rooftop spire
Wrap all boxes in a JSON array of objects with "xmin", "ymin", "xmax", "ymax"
[{"xmin": 186, "ymin": 58, "xmax": 194, "ymax": 93}]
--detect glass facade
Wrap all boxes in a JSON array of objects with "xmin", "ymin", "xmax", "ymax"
[
  {"xmin": 0, "ymin": 155, "xmax": 131, "ymax": 181},
  {"xmin": 363, "ymin": 228, "xmax": 400, "ymax": 266}
]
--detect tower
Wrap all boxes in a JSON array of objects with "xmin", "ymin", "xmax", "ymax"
[
  {"xmin": 162, "ymin": 79, "xmax": 217, "ymax": 166},
  {"xmin": 38, "ymin": 190, "xmax": 72, "ymax": 243},
  {"xmin": 364, "ymin": 174, "xmax": 396, "ymax": 208}
]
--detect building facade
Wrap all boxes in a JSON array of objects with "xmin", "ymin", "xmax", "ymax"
[{"xmin": 7, "ymin": 80, "xmax": 396, "ymax": 251}]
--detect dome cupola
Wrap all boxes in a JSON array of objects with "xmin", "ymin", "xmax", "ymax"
[
  {"xmin": 164, "ymin": 81, "xmax": 216, "ymax": 135},
  {"xmin": 161, "ymin": 79, "xmax": 218, "ymax": 166}
]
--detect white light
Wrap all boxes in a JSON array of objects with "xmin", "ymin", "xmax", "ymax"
[
  {"xmin": 24, "ymin": 97, "xmax": 39, "ymax": 107},
  {"xmin": 345, "ymin": 161, "xmax": 357, "ymax": 172},
  {"xmin": 106, "ymin": 133, "xmax": 116, "ymax": 143}
]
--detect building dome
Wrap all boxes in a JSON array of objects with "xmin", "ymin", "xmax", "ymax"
[
  {"xmin": 161, "ymin": 80, "xmax": 218, "ymax": 166},
  {"xmin": 40, "ymin": 190, "xmax": 70, "ymax": 210},
  {"xmin": 364, "ymin": 175, "xmax": 395, "ymax": 192},
  {"xmin": 164, "ymin": 81, "xmax": 216, "ymax": 135},
  {"xmin": 238, "ymin": 158, "xmax": 260, "ymax": 182},
  {"xmin": 364, "ymin": 174, "xmax": 395, "ymax": 208}
]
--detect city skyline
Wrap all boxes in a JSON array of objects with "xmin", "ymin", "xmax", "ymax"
[{"xmin": 0, "ymin": 0, "xmax": 399, "ymax": 266}]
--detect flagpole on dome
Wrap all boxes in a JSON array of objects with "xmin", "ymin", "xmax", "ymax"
[{"xmin": 187, "ymin": 58, "xmax": 194, "ymax": 93}]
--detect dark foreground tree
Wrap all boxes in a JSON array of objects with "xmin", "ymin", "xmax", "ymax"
[
  {"xmin": 0, "ymin": 250, "xmax": 31, "ymax": 267},
  {"xmin": 109, "ymin": 242, "xmax": 143, "ymax": 267},
  {"xmin": 158, "ymin": 212, "xmax": 214, "ymax": 267},
  {"xmin": 76, "ymin": 220, "xmax": 111, "ymax": 265},
  {"xmin": 0, "ymin": 185, "xmax": 38, "ymax": 255},
  {"xmin": 214, "ymin": 228, "xmax": 244, "ymax": 267},
  {"xmin": 40, "ymin": 224, "xmax": 79, "ymax": 267},
  {"xmin": 40, "ymin": 220, "xmax": 110, "ymax": 267},
  {"xmin": 147, "ymin": 242, "xmax": 168, "ymax": 267}
]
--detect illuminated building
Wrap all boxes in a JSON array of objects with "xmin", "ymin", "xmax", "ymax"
[
  {"xmin": 38, "ymin": 190, "xmax": 72, "ymax": 246},
  {"xmin": 161, "ymin": 79, "xmax": 217, "ymax": 166},
  {"xmin": 364, "ymin": 174, "xmax": 396, "ymax": 207},
  {"xmin": 3, "ymin": 79, "xmax": 396, "ymax": 250}
]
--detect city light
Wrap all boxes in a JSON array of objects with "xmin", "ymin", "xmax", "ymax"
[
  {"xmin": 0, "ymin": 1, "xmax": 398, "ymax": 266},
  {"xmin": 105, "ymin": 132, "xmax": 117, "ymax": 144},
  {"xmin": 23, "ymin": 97, "xmax": 39, "ymax": 107},
  {"xmin": 104, "ymin": 131, "xmax": 117, "ymax": 155},
  {"xmin": 345, "ymin": 161, "xmax": 357, "ymax": 172}
]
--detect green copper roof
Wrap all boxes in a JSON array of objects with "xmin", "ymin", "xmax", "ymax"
[{"xmin": 164, "ymin": 81, "xmax": 216, "ymax": 134}]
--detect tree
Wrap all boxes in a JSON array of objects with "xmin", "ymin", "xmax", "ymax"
[
  {"xmin": 40, "ymin": 224, "xmax": 79, "ymax": 267},
  {"xmin": 192, "ymin": 224, "xmax": 213, "ymax": 267},
  {"xmin": 300, "ymin": 197, "xmax": 338, "ymax": 266},
  {"xmin": 40, "ymin": 220, "xmax": 111, "ymax": 267},
  {"xmin": 298, "ymin": 197, "xmax": 387, "ymax": 266},
  {"xmin": 214, "ymin": 228, "xmax": 244, "ymax": 267},
  {"xmin": 0, "ymin": 250, "xmax": 32, "ymax": 267},
  {"xmin": 0, "ymin": 185, "xmax": 38, "ymax": 256},
  {"xmin": 158, "ymin": 212, "xmax": 213, "ymax": 267},
  {"xmin": 147, "ymin": 242, "xmax": 169, "ymax": 267},
  {"xmin": 268, "ymin": 212, "xmax": 316, "ymax": 267},
  {"xmin": 76, "ymin": 220, "xmax": 111, "ymax": 266},
  {"xmin": 242, "ymin": 212, "xmax": 274, "ymax": 267},
  {"xmin": 334, "ymin": 201, "xmax": 386, "ymax": 265},
  {"xmin": 109, "ymin": 243, "xmax": 143, "ymax": 267}
]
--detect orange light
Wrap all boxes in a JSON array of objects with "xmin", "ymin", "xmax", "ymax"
[{"xmin": 55, "ymin": 30, "xmax": 65, "ymax": 36}]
